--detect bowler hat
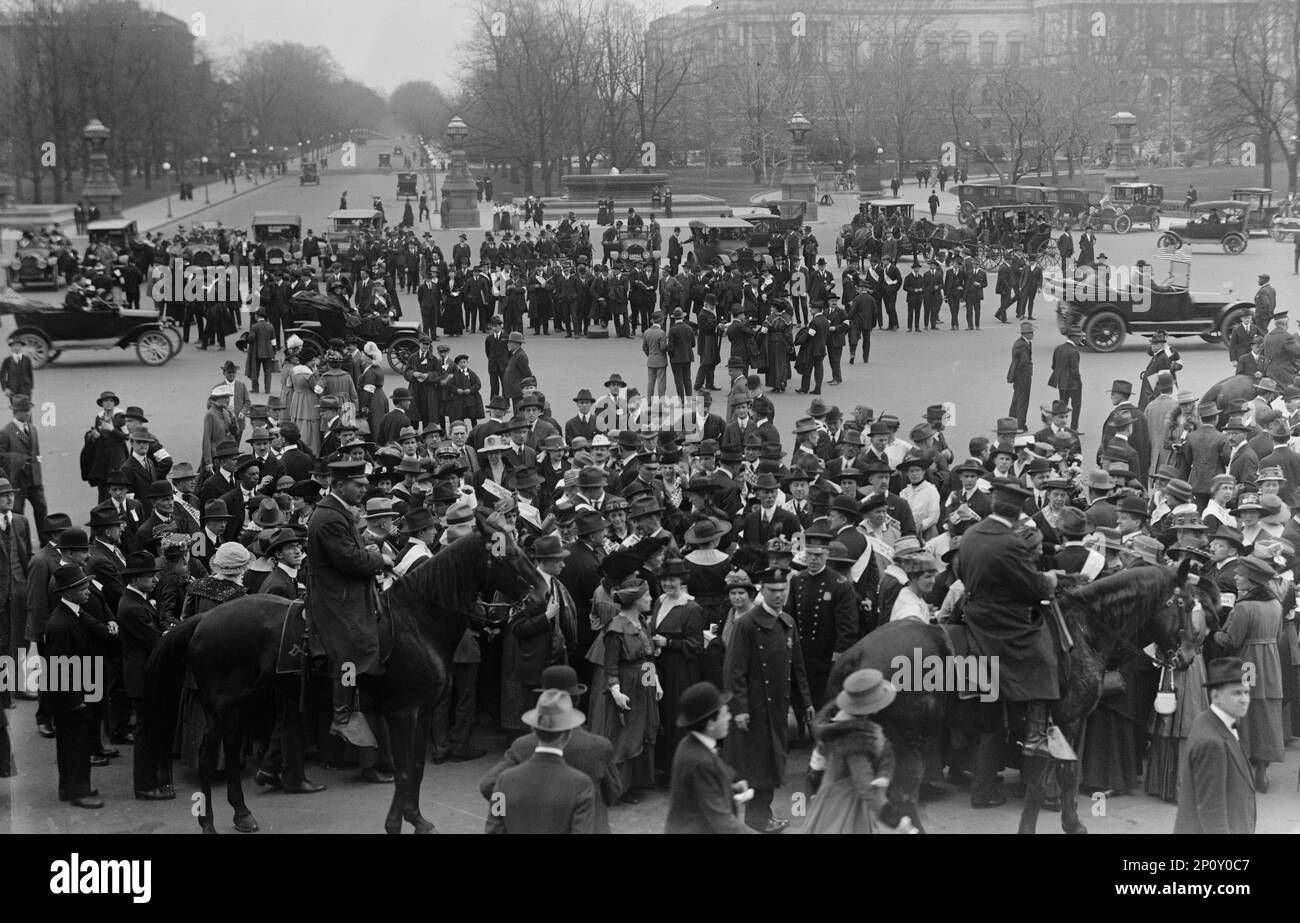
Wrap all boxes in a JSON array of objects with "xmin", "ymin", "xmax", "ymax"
[
  {"xmin": 675, "ymin": 681, "xmax": 733, "ymax": 728},
  {"xmin": 51, "ymin": 564, "xmax": 91, "ymax": 595},
  {"xmin": 538, "ymin": 665, "xmax": 588, "ymax": 697},
  {"xmin": 87, "ymin": 504, "xmax": 124, "ymax": 528},
  {"xmin": 829, "ymin": 494, "xmax": 862, "ymax": 520},
  {"xmin": 121, "ymin": 550, "xmax": 161, "ymax": 576},
  {"xmin": 39, "ymin": 512, "xmax": 72, "ymax": 538}
]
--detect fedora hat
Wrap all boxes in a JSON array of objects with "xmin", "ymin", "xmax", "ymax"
[
  {"xmin": 1059, "ymin": 506, "xmax": 1089, "ymax": 539},
  {"xmin": 86, "ymin": 504, "xmax": 124, "ymax": 528},
  {"xmin": 521, "ymin": 689, "xmax": 585, "ymax": 732},
  {"xmin": 684, "ymin": 516, "xmax": 730, "ymax": 545},
  {"xmin": 1085, "ymin": 470, "xmax": 1115, "ymax": 491},
  {"xmin": 575, "ymin": 510, "xmax": 610, "ymax": 536},
  {"xmin": 675, "ymin": 681, "xmax": 733, "ymax": 728},
  {"xmin": 577, "ymin": 467, "xmax": 608, "ymax": 488},
  {"xmin": 951, "ymin": 457, "xmax": 986, "ymax": 477},
  {"xmin": 251, "ymin": 498, "xmax": 287, "ymax": 528},
  {"xmin": 604, "ymin": 372, "xmax": 625, "ymax": 387},
  {"xmin": 896, "ymin": 454, "xmax": 932, "ymax": 472},
  {"xmin": 573, "ymin": 388, "xmax": 595, "ymax": 403},
  {"xmin": 1116, "ymin": 495, "xmax": 1149, "ymax": 519},
  {"xmin": 829, "ymin": 494, "xmax": 862, "ymax": 520},
  {"xmin": 1123, "ymin": 534, "xmax": 1164, "ymax": 566},
  {"xmin": 121, "ymin": 550, "xmax": 161, "ymax": 576},
  {"xmin": 510, "ymin": 467, "xmax": 545, "ymax": 490},
  {"xmin": 507, "ymin": 331, "xmax": 525, "ymax": 344},
  {"xmin": 995, "ymin": 417, "xmax": 1026, "ymax": 436},
  {"xmin": 51, "ymin": 564, "xmax": 91, "ymax": 595},
  {"xmin": 261, "ymin": 528, "xmax": 303, "ymax": 556},
  {"xmin": 530, "ymin": 534, "xmax": 571, "ymax": 559},
  {"xmin": 627, "ymin": 496, "xmax": 664, "ymax": 519},
  {"xmin": 168, "ymin": 461, "xmax": 197, "ymax": 481},
  {"xmin": 835, "ymin": 669, "xmax": 896, "ymax": 716},
  {"xmin": 39, "ymin": 512, "xmax": 73, "ymax": 538},
  {"xmin": 1204, "ymin": 657, "xmax": 1250, "ymax": 689},
  {"xmin": 202, "ymin": 500, "xmax": 231, "ymax": 521}
]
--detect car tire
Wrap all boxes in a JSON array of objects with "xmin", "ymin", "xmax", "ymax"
[
  {"xmin": 1157, "ymin": 232, "xmax": 1181, "ymax": 250},
  {"xmin": 1222, "ymin": 233, "xmax": 1247, "ymax": 254},
  {"xmin": 135, "ymin": 330, "xmax": 173, "ymax": 366},
  {"xmin": 12, "ymin": 331, "xmax": 52, "ymax": 368},
  {"xmin": 1150, "ymin": 215, "xmax": 1160, "ymax": 230},
  {"xmin": 1205, "ymin": 307, "xmax": 1250, "ymax": 345},
  {"xmin": 385, "ymin": 335, "xmax": 421, "ymax": 375},
  {"xmin": 1114, "ymin": 214, "xmax": 1132, "ymax": 234},
  {"xmin": 1083, "ymin": 311, "xmax": 1126, "ymax": 353},
  {"xmin": 1270, "ymin": 226, "xmax": 1289, "ymax": 243}
]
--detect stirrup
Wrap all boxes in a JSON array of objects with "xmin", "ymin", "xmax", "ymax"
[
  {"xmin": 330, "ymin": 712, "xmax": 377, "ymax": 749},
  {"xmin": 1045, "ymin": 724, "xmax": 1077, "ymax": 762}
]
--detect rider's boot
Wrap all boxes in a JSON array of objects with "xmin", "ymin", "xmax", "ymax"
[
  {"xmin": 329, "ymin": 677, "xmax": 377, "ymax": 749},
  {"xmin": 1022, "ymin": 700, "xmax": 1053, "ymax": 759}
]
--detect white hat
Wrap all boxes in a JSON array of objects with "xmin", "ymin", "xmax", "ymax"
[
  {"xmin": 211, "ymin": 542, "xmax": 251, "ymax": 572},
  {"xmin": 210, "ymin": 383, "xmax": 234, "ymax": 398},
  {"xmin": 591, "ymin": 433, "xmax": 612, "ymax": 448},
  {"xmin": 286, "ymin": 334, "xmax": 303, "ymax": 351}
]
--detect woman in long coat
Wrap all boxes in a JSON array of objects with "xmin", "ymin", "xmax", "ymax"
[
  {"xmin": 802, "ymin": 670, "xmax": 897, "ymax": 835},
  {"xmin": 762, "ymin": 302, "xmax": 793, "ymax": 392},
  {"xmin": 650, "ymin": 558, "xmax": 705, "ymax": 777},
  {"xmin": 445, "ymin": 354, "xmax": 484, "ymax": 425},
  {"xmin": 287, "ymin": 352, "xmax": 321, "ymax": 453},
  {"xmin": 358, "ymin": 342, "xmax": 389, "ymax": 425},
  {"xmin": 588, "ymin": 576, "xmax": 661, "ymax": 801},
  {"xmin": 1215, "ymin": 553, "xmax": 1286, "ymax": 790},
  {"xmin": 1144, "ymin": 580, "xmax": 1212, "ymax": 802}
]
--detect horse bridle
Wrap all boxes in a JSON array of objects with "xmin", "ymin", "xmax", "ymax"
[{"xmin": 473, "ymin": 545, "xmax": 537, "ymax": 627}]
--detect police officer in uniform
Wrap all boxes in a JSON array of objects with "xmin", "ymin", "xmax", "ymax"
[{"xmin": 786, "ymin": 528, "xmax": 858, "ymax": 717}]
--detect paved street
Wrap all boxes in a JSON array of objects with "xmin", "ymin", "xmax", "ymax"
[{"xmin": 4, "ymin": 143, "xmax": 1300, "ymax": 833}]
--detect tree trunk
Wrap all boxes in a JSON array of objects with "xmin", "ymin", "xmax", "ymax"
[
  {"xmin": 28, "ymin": 154, "xmax": 42, "ymax": 204},
  {"xmin": 1259, "ymin": 134, "xmax": 1273, "ymax": 189}
]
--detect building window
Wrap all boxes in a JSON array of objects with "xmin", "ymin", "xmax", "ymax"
[
  {"xmin": 924, "ymin": 40, "xmax": 941, "ymax": 63},
  {"xmin": 1204, "ymin": 5, "xmax": 1224, "ymax": 36},
  {"xmin": 979, "ymin": 84, "xmax": 993, "ymax": 107},
  {"xmin": 953, "ymin": 41, "xmax": 968, "ymax": 63},
  {"xmin": 979, "ymin": 35, "xmax": 997, "ymax": 66},
  {"xmin": 1007, "ymin": 40, "xmax": 1021, "ymax": 65}
]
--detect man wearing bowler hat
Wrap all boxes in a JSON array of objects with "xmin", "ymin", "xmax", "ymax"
[
  {"xmin": 561, "ymin": 511, "xmax": 610, "ymax": 689},
  {"xmin": 1101, "ymin": 379, "xmax": 1151, "ymax": 477},
  {"xmin": 958, "ymin": 478, "xmax": 1064, "ymax": 762},
  {"xmin": 664, "ymin": 681, "xmax": 756, "ymax": 834},
  {"xmin": 1006, "ymin": 321, "xmax": 1034, "ymax": 429},
  {"xmin": 484, "ymin": 689, "xmax": 596, "ymax": 834},
  {"xmin": 737, "ymin": 472, "xmax": 801, "ymax": 548},
  {"xmin": 1173, "ymin": 657, "xmax": 1256, "ymax": 834},
  {"xmin": 0, "ymin": 393, "xmax": 46, "ymax": 534},
  {"xmin": 566, "ymin": 388, "xmax": 600, "ymax": 444},
  {"xmin": 480, "ymin": 665, "xmax": 621, "ymax": 833},
  {"xmin": 43, "ymin": 564, "xmax": 104, "ymax": 808},
  {"xmin": 503, "ymin": 331, "xmax": 533, "ymax": 408},
  {"xmin": 115, "ymin": 550, "xmax": 176, "ymax": 800}
]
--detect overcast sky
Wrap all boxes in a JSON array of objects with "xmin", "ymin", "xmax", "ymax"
[{"xmin": 157, "ymin": 0, "xmax": 695, "ymax": 96}]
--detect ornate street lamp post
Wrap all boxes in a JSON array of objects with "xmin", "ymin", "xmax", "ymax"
[
  {"xmin": 80, "ymin": 118, "xmax": 123, "ymax": 217},
  {"xmin": 441, "ymin": 116, "xmax": 480, "ymax": 228},
  {"xmin": 780, "ymin": 111, "xmax": 818, "ymax": 220}
]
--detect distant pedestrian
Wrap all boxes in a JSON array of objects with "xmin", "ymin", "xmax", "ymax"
[
  {"xmin": 928, "ymin": 191, "xmax": 940, "ymax": 220},
  {"xmin": 1007, "ymin": 320, "xmax": 1034, "ymax": 429}
]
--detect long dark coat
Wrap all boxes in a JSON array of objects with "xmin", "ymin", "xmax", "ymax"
[
  {"xmin": 722, "ymin": 602, "xmax": 811, "ymax": 788},
  {"xmin": 957, "ymin": 516, "xmax": 1057, "ymax": 701},
  {"xmin": 652, "ymin": 597, "xmax": 705, "ymax": 758},
  {"xmin": 305, "ymin": 493, "xmax": 385, "ymax": 675}
]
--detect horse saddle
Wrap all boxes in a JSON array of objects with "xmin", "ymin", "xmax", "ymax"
[
  {"xmin": 936, "ymin": 622, "xmax": 983, "ymax": 701},
  {"xmin": 276, "ymin": 600, "xmax": 311, "ymax": 675}
]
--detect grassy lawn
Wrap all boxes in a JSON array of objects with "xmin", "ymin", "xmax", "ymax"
[{"xmin": 9, "ymin": 169, "xmax": 224, "ymax": 210}]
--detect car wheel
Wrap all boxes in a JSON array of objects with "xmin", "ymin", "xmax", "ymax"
[
  {"xmin": 135, "ymin": 330, "xmax": 173, "ymax": 366},
  {"xmin": 1114, "ymin": 214, "xmax": 1132, "ymax": 234},
  {"xmin": 1222, "ymin": 233, "xmax": 1247, "ymax": 254},
  {"xmin": 1157, "ymin": 232, "xmax": 1181, "ymax": 250},
  {"xmin": 1084, "ymin": 312, "xmax": 1126, "ymax": 353},
  {"xmin": 959, "ymin": 201, "xmax": 975, "ymax": 222},
  {"xmin": 13, "ymin": 332, "xmax": 51, "ymax": 368},
  {"xmin": 1205, "ymin": 307, "xmax": 1250, "ymax": 344},
  {"xmin": 1270, "ymin": 226, "xmax": 1289, "ymax": 243},
  {"xmin": 385, "ymin": 335, "xmax": 421, "ymax": 374},
  {"xmin": 1150, "ymin": 214, "xmax": 1160, "ymax": 230}
]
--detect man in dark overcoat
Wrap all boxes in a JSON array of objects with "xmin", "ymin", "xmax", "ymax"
[
  {"xmin": 723, "ymin": 566, "xmax": 813, "ymax": 833},
  {"xmin": 1173, "ymin": 657, "xmax": 1257, "ymax": 834},
  {"xmin": 957, "ymin": 478, "xmax": 1059, "ymax": 760},
  {"xmin": 786, "ymin": 531, "xmax": 858, "ymax": 712},
  {"xmin": 306, "ymin": 459, "xmax": 385, "ymax": 746}
]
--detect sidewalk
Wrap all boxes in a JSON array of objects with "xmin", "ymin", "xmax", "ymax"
[{"xmin": 124, "ymin": 158, "xmax": 304, "ymax": 233}]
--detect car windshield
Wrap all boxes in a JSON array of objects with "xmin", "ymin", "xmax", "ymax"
[{"xmin": 255, "ymin": 224, "xmax": 299, "ymax": 241}]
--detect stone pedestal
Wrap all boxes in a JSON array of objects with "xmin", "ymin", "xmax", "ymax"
[
  {"xmin": 441, "ymin": 146, "xmax": 480, "ymax": 229},
  {"xmin": 781, "ymin": 112, "xmax": 818, "ymax": 221},
  {"xmin": 0, "ymin": 174, "xmax": 13, "ymax": 209},
  {"xmin": 80, "ymin": 118, "xmax": 123, "ymax": 218},
  {"xmin": 1104, "ymin": 111, "xmax": 1140, "ymax": 185}
]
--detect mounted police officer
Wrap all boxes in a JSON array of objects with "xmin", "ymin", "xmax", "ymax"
[
  {"xmin": 957, "ymin": 477, "xmax": 1060, "ymax": 759},
  {"xmin": 306, "ymin": 458, "xmax": 386, "ymax": 746}
]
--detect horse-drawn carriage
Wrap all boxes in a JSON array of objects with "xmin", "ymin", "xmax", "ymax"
[{"xmin": 285, "ymin": 290, "xmax": 421, "ymax": 373}]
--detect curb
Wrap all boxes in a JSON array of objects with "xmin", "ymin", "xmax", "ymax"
[{"xmin": 139, "ymin": 174, "xmax": 289, "ymax": 233}]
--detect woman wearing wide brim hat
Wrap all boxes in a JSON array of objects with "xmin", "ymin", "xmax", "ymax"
[
  {"xmin": 1210, "ymin": 553, "xmax": 1286, "ymax": 792},
  {"xmin": 801, "ymin": 669, "xmax": 898, "ymax": 835},
  {"xmin": 650, "ymin": 557, "xmax": 707, "ymax": 777},
  {"xmin": 588, "ymin": 576, "xmax": 661, "ymax": 803},
  {"xmin": 683, "ymin": 516, "xmax": 732, "ymax": 650}
]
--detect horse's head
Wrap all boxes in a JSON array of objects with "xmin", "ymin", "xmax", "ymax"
[
  {"xmin": 1149, "ymin": 557, "xmax": 1220, "ymax": 664},
  {"xmin": 475, "ymin": 511, "xmax": 547, "ymax": 613}
]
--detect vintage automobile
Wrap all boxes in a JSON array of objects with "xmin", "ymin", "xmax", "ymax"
[
  {"xmin": 397, "ymin": 172, "xmax": 418, "ymax": 198},
  {"xmin": 300, "ymin": 162, "xmax": 320, "ymax": 186},
  {"xmin": 4, "ymin": 223, "xmax": 66, "ymax": 290},
  {"xmin": 1230, "ymin": 187, "xmax": 1281, "ymax": 235},
  {"xmin": 378, "ymin": 153, "xmax": 392, "ymax": 172},
  {"xmin": 251, "ymin": 212, "xmax": 302, "ymax": 265},
  {"xmin": 1269, "ymin": 206, "xmax": 1300, "ymax": 242},
  {"xmin": 285, "ymin": 290, "xmax": 420, "ymax": 373},
  {"xmin": 1157, "ymin": 200, "xmax": 1254, "ymax": 254},
  {"xmin": 689, "ymin": 217, "xmax": 775, "ymax": 269},
  {"xmin": 1044, "ymin": 188, "xmax": 1103, "ymax": 229},
  {"xmin": 0, "ymin": 289, "xmax": 181, "ymax": 367},
  {"xmin": 86, "ymin": 218, "xmax": 141, "ymax": 255},
  {"xmin": 1092, "ymin": 182, "xmax": 1164, "ymax": 232},
  {"xmin": 326, "ymin": 209, "xmax": 385, "ymax": 256},
  {"xmin": 170, "ymin": 223, "xmax": 225, "ymax": 267},
  {"xmin": 858, "ymin": 196, "xmax": 915, "ymax": 227},
  {"xmin": 954, "ymin": 183, "xmax": 1001, "ymax": 221},
  {"xmin": 997, "ymin": 184, "xmax": 1052, "ymax": 206},
  {"xmin": 1045, "ymin": 251, "xmax": 1253, "ymax": 353}
]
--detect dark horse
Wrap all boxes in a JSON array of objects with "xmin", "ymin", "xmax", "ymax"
[
  {"xmin": 142, "ymin": 513, "xmax": 547, "ymax": 834},
  {"xmin": 830, "ymin": 564, "xmax": 1214, "ymax": 834}
]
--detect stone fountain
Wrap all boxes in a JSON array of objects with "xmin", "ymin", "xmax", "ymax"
[{"xmin": 540, "ymin": 170, "xmax": 729, "ymax": 223}]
